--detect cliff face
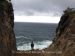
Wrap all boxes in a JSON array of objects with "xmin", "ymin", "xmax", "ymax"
[
  {"xmin": 48, "ymin": 8, "xmax": 75, "ymax": 56},
  {"xmin": 0, "ymin": 0, "xmax": 16, "ymax": 56}
]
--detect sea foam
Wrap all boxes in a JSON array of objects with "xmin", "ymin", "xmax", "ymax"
[{"xmin": 17, "ymin": 40, "xmax": 52, "ymax": 51}]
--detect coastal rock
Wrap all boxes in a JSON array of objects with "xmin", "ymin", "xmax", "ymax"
[
  {"xmin": 48, "ymin": 8, "xmax": 75, "ymax": 56},
  {"xmin": 0, "ymin": 0, "xmax": 16, "ymax": 56}
]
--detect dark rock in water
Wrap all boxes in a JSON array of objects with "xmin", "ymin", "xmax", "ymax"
[{"xmin": 0, "ymin": 0, "xmax": 16, "ymax": 56}]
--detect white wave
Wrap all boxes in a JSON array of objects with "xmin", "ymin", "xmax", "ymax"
[{"xmin": 17, "ymin": 40, "xmax": 52, "ymax": 50}]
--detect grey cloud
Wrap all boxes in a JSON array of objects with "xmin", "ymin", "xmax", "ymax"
[{"xmin": 11, "ymin": 0, "xmax": 75, "ymax": 16}]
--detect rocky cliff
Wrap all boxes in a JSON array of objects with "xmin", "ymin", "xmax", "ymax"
[
  {"xmin": 0, "ymin": 0, "xmax": 16, "ymax": 56},
  {"xmin": 46, "ymin": 8, "xmax": 75, "ymax": 56}
]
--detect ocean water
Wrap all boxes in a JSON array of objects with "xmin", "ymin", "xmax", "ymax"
[{"xmin": 14, "ymin": 22, "xmax": 57, "ymax": 50}]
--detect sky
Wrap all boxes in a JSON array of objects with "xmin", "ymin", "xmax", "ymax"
[{"xmin": 11, "ymin": 0, "xmax": 75, "ymax": 23}]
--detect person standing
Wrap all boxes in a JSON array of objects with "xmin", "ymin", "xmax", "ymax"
[{"xmin": 31, "ymin": 41, "xmax": 34, "ymax": 50}]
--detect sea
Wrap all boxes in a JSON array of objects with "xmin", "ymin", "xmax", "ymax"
[{"xmin": 14, "ymin": 22, "xmax": 57, "ymax": 51}]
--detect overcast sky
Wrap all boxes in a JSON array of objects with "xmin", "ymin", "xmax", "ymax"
[{"xmin": 11, "ymin": 0, "xmax": 75, "ymax": 23}]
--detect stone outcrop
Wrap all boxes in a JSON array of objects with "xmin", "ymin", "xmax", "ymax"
[
  {"xmin": 47, "ymin": 8, "xmax": 75, "ymax": 56},
  {"xmin": 0, "ymin": 0, "xmax": 16, "ymax": 56}
]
